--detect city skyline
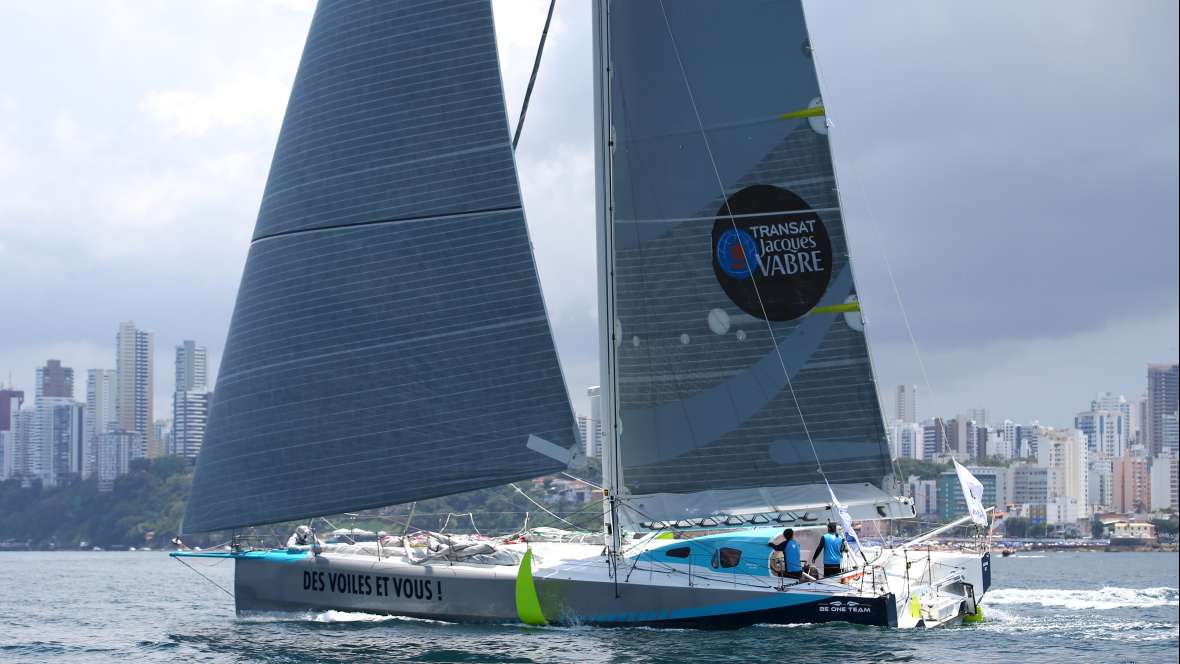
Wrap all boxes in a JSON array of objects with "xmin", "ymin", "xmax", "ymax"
[{"xmin": 1, "ymin": 1, "xmax": 1177, "ymax": 425}]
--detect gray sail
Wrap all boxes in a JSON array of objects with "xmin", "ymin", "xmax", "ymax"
[
  {"xmin": 598, "ymin": 0, "xmax": 898, "ymax": 529},
  {"xmin": 183, "ymin": 0, "xmax": 577, "ymax": 533}
]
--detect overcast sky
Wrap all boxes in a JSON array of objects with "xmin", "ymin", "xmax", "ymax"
[{"xmin": 1, "ymin": 0, "xmax": 1176, "ymax": 427}]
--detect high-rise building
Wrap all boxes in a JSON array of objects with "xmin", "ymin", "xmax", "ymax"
[
  {"xmin": 0, "ymin": 389, "xmax": 24, "ymax": 481},
  {"xmin": 1036, "ymin": 427, "xmax": 1088, "ymax": 522},
  {"xmin": 175, "ymin": 340, "xmax": 207, "ymax": 392},
  {"xmin": 0, "ymin": 388, "xmax": 24, "ymax": 433},
  {"xmin": 173, "ymin": 391, "xmax": 211, "ymax": 459},
  {"xmin": 96, "ymin": 430, "xmax": 141, "ymax": 492},
  {"xmin": 35, "ymin": 359, "xmax": 74, "ymax": 399},
  {"xmin": 116, "ymin": 321, "xmax": 154, "ymax": 455},
  {"xmin": 938, "ymin": 466, "xmax": 1007, "ymax": 522},
  {"xmin": 1149, "ymin": 452, "xmax": 1178, "ymax": 511},
  {"xmin": 1146, "ymin": 363, "xmax": 1178, "ymax": 456},
  {"xmin": 1011, "ymin": 464, "xmax": 1050, "ymax": 506},
  {"xmin": 1020, "ymin": 422, "xmax": 1041, "ymax": 459},
  {"xmin": 1162, "ymin": 412, "xmax": 1179, "ymax": 458},
  {"xmin": 894, "ymin": 385, "xmax": 917, "ymax": 423},
  {"xmin": 945, "ymin": 415, "xmax": 983, "ymax": 460},
  {"xmin": 1088, "ymin": 457, "xmax": 1114, "ymax": 511},
  {"xmin": 887, "ymin": 420, "xmax": 923, "ymax": 460},
  {"xmin": 84, "ymin": 370, "xmax": 116, "ymax": 479},
  {"xmin": 968, "ymin": 408, "xmax": 989, "ymax": 428},
  {"xmin": 922, "ymin": 418, "xmax": 947, "ymax": 459},
  {"xmin": 171, "ymin": 341, "xmax": 210, "ymax": 460},
  {"xmin": 905, "ymin": 475, "xmax": 938, "ymax": 518},
  {"xmin": 1092, "ymin": 393, "xmax": 1132, "ymax": 434},
  {"xmin": 1075, "ymin": 408, "xmax": 1129, "ymax": 458},
  {"xmin": 35, "ymin": 397, "xmax": 83, "ymax": 487},
  {"xmin": 586, "ymin": 386, "xmax": 603, "ymax": 460},
  {"xmin": 10, "ymin": 409, "xmax": 35, "ymax": 485},
  {"xmin": 1000, "ymin": 420, "xmax": 1021, "ymax": 458},
  {"xmin": 1112, "ymin": 455, "xmax": 1151, "ymax": 513}
]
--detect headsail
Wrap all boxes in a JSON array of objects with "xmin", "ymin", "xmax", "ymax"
[
  {"xmin": 596, "ymin": 0, "xmax": 902, "ymax": 529},
  {"xmin": 183, "ymin": 0, "xmax": 577, "ymax": 533}
]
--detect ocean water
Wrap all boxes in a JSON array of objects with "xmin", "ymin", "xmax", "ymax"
[{"xmin": 0, "ymin": 551, "xmax": 1175, "ymax": 663}]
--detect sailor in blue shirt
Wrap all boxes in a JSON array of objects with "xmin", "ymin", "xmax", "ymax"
[
  {"xmin": 810, "ymin": 522, "xmax": 847, "ymax": 578},
  {"xmin": 766, "ymin": 528, "xmax": 815, "ymax": 582}
]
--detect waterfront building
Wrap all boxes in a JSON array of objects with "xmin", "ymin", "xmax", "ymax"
[
  {"xmin": 1112, "ymin": 455, "xmax": 1151, "ymax": 513},
  {"xmin": 937, "ymin": 466, "xmax": 1006, "ymax": 522},
  {"xmin": 1149, "ymin": 452, "xmax": 1178, "ymax": 511},
  {"xmin": 83, "ymin": 370, "xmax": 116, "ymax": 479},
  {"xmin": 1088, "ymin": 457, "xmax": 1114, "ymax": 511},
  {"xmin": 1146, "ymin": 363, "xmax": 1178, "ymax": 456},
  {"xmin": 894, "ymin": 384, "xmax": 917, "ymax": 423},
  {"xmin": 116, "ymin": 321, "xmax": 154, "ymax": 454},
  {"xmin": 1011, "ymin": 464, "xmax": 1050, "ymax": 505}
]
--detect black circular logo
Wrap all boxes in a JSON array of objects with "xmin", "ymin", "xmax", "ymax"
[{"xmin": 711, "ymin": 185, "xmax": 833, "ymax": 321}]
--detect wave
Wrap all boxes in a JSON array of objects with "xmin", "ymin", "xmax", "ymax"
[{"xmin": 986, "ymin": 586, "xmax": 1178, "ymax": 611}]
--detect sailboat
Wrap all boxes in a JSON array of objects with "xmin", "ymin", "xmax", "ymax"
[{"xmin": 174, "ymin": 0, "xmax": 990, "ymax": 629}]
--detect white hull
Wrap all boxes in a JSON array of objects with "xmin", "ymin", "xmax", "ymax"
[{"xmin": 179, "ymin": 535, "xmax": 989, "ymax": 629}]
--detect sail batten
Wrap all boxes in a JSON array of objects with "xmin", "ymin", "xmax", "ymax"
[
  {"xmin": 183, "ymin": 0, "xmax": 577, "ymax": 534},
  {"xmin": 600, "ymin": 0, "xmax": 896, "ymax": 529}
]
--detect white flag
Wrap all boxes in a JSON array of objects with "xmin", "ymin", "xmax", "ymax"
[
  {"xmin": 827, "ymin": 485, "xmax": 862, "ymax": 557},
  {"xmin": 953, "ymin": 459, "xmax": 989, "ymax": 526}
]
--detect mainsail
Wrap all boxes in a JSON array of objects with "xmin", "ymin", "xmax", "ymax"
[
  {"xmin": 184, "ymin": 0, "xmax": 578, "ymax": 533},
  {"xmin": 596, "ymin": 0, "xmax": 900, "ymax": 529}
]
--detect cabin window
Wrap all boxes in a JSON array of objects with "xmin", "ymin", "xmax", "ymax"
[
  {"xmin": 711, "ymin": 547, "xmax": 742, "ymax": 569},
  {"xmin": 664, "ymin": 546, "xmax": 690, "ymax": 559}
]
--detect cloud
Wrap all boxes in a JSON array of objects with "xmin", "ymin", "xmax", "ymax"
[
  {"xmin": 140, "ymin": 78, "xmax": 290, "ymax": 138},
  {"xmin": 1, "ymin": 0, "xmax": 1175, "ymax": 429}
]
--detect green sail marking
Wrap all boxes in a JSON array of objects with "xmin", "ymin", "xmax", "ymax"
[
  {"xmin": 515, "ymin": 548, "xmax": 546, "ymax": 625},
  {"xmin": 810, "ymin": 301, "xmax": 860, "ymax": 314},
  {"xmin": 777, "ymin": 104, "xmax": 825, "ymax": 120}
]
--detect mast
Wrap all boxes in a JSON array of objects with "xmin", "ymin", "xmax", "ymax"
[{"xmin": 593, "ymin": 0, "xmax": 624, "ymax": 560}]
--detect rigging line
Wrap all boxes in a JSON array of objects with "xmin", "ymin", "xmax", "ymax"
[
  {"xmin": 173, "ymin": 556, "xmax": 235, "ymax": 600},
  {"xmin": 512, "ymin": 0, "xmax": 557, "ymax": 150},
  {"xmin": 560, "ymin": 471, "xmax": 603, "ymax": 490},
  {"xmin": 509, "ymin": 483, "xmax": 582, "ymax": 529},
  {"xmin": 655, "ymin": 0, "xmax": 829, "ymax": 483}
]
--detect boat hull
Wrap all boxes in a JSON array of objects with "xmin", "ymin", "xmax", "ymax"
[{"xmin": 227, "ymin": 549, "xmax": 900, "ymax": 628}]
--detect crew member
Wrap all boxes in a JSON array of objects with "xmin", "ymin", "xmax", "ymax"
[
  {"xmin": 287, "ymin": 525, "xmax": 316, "ymax": 548},
  {"xmin": 767, "ymin": 528, "xmax": 815, "ymax": 582},
  {"xmin": 810, "ymin": 522, "xmax": 847, "ymax": 578}
]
